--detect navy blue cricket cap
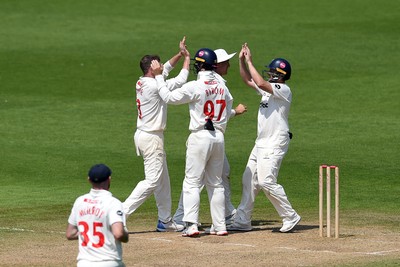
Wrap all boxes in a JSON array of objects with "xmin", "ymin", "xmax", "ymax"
[{"xmin": 88, "ymin": 164, "xmax": 111, "ymax": 183}]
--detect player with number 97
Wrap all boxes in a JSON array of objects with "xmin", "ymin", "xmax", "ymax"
[{"xmin": 152, "ymin": 48, "xmax": 233, "ymax": 237}]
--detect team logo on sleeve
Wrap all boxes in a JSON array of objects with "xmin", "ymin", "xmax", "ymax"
[{"xmin": 117, "ymin": 210, "xmax": 123, "ymax": 216}]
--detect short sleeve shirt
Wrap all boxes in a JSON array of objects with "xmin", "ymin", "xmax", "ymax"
[{"xmin": 68, "ymin": 189, "xmax": 126, "ymax": 262}]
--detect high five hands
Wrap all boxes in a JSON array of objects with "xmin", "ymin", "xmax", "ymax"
[
  {"xmin": 180, "ymin": 36, "xmax": 190, "ymax": 58},
  {"xmin": 239, "ymin": 43, "xmax": 252, "ymax": 63}
]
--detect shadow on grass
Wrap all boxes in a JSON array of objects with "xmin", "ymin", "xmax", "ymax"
[
  {"xmin": 128, "ymin": 220, "xmax": 320, "ymax": 235},
  {"xmin": 224, "ymin": 220, "xmax": 319, "ymax": 235}
]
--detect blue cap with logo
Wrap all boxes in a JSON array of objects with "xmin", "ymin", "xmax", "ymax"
[{"xmin": 88, "ymin": 164, "xmax": 111, "ymax": 183}]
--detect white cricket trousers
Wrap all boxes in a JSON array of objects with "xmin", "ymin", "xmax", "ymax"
[
  {"xmin": 123, "ymin": 129, "xmax": 172, "ymax": 222},
  {"xmin": 235, "ymin": 144, "xmax": 297, "ymax": 226},
  {"xmin": 173, "ymin": 154, "xmax": 236, "ymax": 223},
  {"xmin": 182, "ymin": 130, "xmax": 226, "ymax": 232}
]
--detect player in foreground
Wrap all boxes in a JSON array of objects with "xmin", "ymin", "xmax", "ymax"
[
  {"xmin": 66, "ymin": 164, "xmax": 129, "ymax": 267},
  {"xmin": 152, "ymin": 48, "xmax": 233, "ymax": 237},
  {"xmin": 123, "ymin": 37, "xmax": 190, "ymax": 232},
  {"xmin": 172, "ymin": 49, "xmax": 247, "ymax": 233},
  {"xmin": 228, "ymin": 43, "xmax": 301, "ymax": 233}
]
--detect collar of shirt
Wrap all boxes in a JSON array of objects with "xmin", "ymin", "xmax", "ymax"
[
  {"xmin": 197, "ymin": 70, "xmax": 217, "ymax": 80},
  {"xmin": 89, "ymin": 188, "xmax": 112, "ymax": 197}
]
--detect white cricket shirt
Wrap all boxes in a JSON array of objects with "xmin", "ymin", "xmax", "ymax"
[
  {"xmin": 68, "ymin": 189, "xmax": 126, "ymax": 263},
  {"xmin": 254, "ymin": 82, "xmax": 292, "ymax": 148},
  {"xmin": 155, "ymin": 71, "xmax": 233, "ymax": 133},
  {"xmin": 135, "ymin": 62, "xmax": 189, "ymax": 132}
]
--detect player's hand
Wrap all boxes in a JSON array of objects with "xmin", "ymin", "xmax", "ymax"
[
  {"xmin": 151, "ymin": 60, "xmax": 163, "ymax": 76},
  {"xmin": 180, "ymin": 36, "xmax": 190, "ymax": 58},
  {"xmin": 243, "ymin": 43, "xmax": 252, "ymax": 63},
  {"xmin": 235, "ymin": 103, "xmax": 248, "ymax": 115},
  {"xmin": 239, "ymin": 43, "xmax": 246, "ymax": 60}
]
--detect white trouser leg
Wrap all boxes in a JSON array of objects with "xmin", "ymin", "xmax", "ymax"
[
  {"xmin": 222, "ymin": 154, "xmax": 236, "ymax": 217},
  {"xmin": 257, "ymin": 146, "xmax": 296, "ymax": 220},
  {"xmin": 182, "ymin": 132, "xmax": 206, "ymax": 224},
  {"xmin": 123, "ymin": 130, "xmax": 171, "ymax": 222},
  {"xmin": 176, "ymin": 150, "xmax": 231, "ymax": 223},
  {"xmin": 234, "ymin": 146, "xmax": 260, "ymax": 226},
  {"xmin": 154, "ymin": 157, "xmax": 172, "ymax": 222},
  {"xmin": 173, "ymin": 191, "xmax": 184, "ymax": 224},
  {"xmin": 182, "ymin": 131, "xmax": 225, "ymax": 229},
  {"xmin": 205, "ymin": 133, "xmax": 225, "ymax": 231}
]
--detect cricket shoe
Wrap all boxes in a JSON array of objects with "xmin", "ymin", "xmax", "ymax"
[
  {"xmin": 182, "ymin": 223, "xmax": 200, "ymax": 237},
  {"xmin": 156, "ymin": 220, "xmax": 184, "ymax": 232},
  {"xmin": 225, "ymin": 212, "xmax": 236, "ymax": 226},
  {"xmin": 279, "ymin": 214, "xmax": 301, "ymax": 233},
  {"xmin": 204, "ymin": 225, "xmax": 228, "ymax": 236},
  {"xmin": 227, "ymin": 222, "xmax": 252, "ymax": 232}
]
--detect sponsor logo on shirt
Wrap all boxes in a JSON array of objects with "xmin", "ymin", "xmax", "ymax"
[
  {"xmin": 204, "ymin": 81, "xmax": 217, "ymax": 85},
  {"xmin": 84, "ymin": 198, "xmax": 99, "ymax": 204}
]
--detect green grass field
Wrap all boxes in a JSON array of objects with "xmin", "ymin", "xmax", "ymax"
[{"xmin": 1, "ymin": 0, "xmax": 399, "ymax": 265}]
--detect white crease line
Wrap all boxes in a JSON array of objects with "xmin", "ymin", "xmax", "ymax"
[
  {"xmin": 277, "ymin": 246, "xmax": 400, "ymax": 256},
  {"xmin": 0, "ymin": 227, "xmax": 34, "ymax": 232},
  {"xmin": 0, "ymin": 227, "xmax": 64, "ymax": 234},
  {"xmin": 355, "ymin": 250, "xmax": 400, "ymax": 256},
  {"xmin": 130, "ymin": 236, "xmax": 173, "ymax": 242},
  {"xmin": 130, "ymin": 236, "xmax": 256, "ymax": 247},
  {"xmin": 278, "ymin": 247, "xmax": 339, "ymax": 254},
  {"xmin": 149, "ymin": 237, "xmax": 173, "ymax": 242},
  {"xmin": 225, "ymin": 243, "xmax": 256, "ymax": 247}
]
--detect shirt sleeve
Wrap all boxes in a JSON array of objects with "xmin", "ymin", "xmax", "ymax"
[
  {"xmin": 155, "ymin": 75, "xmax": 195, "ymax": 105},
  {"xmin": 165, "ymin": 69, "xmax": 189, "ymax": 91},
  {"xmin": 162, "ymin": 61, "xmax": 173, "ymax": 78},
  {"xmin": 271, "ymin": 83, "xmax": 291, "ymax": 103},
  {"xmin": 251, "ymin": 80, "xmax": 264, "ymax": 95},
  {"xmin": 108, "ymin": 199, "xmax": 125, "ymax": 226},
  {"xmin": 225, "ymin": 88, "xmax": 234, "ymax": 120},
  {"xmin": 229, "ymin": 109, "xmax": 236, "ymax": 119},
  {"xmin": 67, "ymin": 199, "xmax": 79, "ymax": 226}
]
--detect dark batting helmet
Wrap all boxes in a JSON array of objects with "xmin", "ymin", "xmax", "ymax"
[
  {"xmin": 263, "ymin": 58, "xmax": 292, "ymax": 82},
  {"xmin": 193, "ymin": 48, "xmax": 217, "ymax": 73}
]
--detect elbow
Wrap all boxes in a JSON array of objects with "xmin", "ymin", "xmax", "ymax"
[
  {"xmin": 241, "ymin": 78, "xmax": 253, "ymax": 88},
  {"xmin": 66, "ymin": 232, "xmax": 77, "ymax": 240},
  {"xmin": 66, "ymin": 224, "xmax": 78, "ymax": 240},
  {"xmin": 114, "ymin": 232, "xmax": 129, "ymax": 243}
]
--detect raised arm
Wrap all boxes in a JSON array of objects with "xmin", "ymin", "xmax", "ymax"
[
  {"xmin": 242, "ymin": 43, "xmax": 274, "ymax": 94},
  {"xmin": 239, "ymin": 44, "xmax": 254, "ymax": 88},
  {"xmin": 152, "ymin": 60, "xmax": 193, "ymax": 104},
  {"xmin": 179, "ymin": 36, "xmax": 190, "ymax": 71},
  {"xmin": 167, "ymin": 36, "xmax": 188, "ymax": 67}
]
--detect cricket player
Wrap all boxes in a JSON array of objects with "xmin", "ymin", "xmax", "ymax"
[
  {"xmin": 228, "ymin": 43, "xmax": 301, "ymax": 233},
  {"xmin": 122, "ymin": 37, "xmax": 190, "ymax": 232},
  {"xmin": 172, "ymin": 49, "xmax": 247, "ymax": 232},
  {"xmin": 66, "ymin": 164, "xmax": 129, "ymax": 267},
  {"xmin": 152, "ymin": 48, "xmax": 233, "ymax": 237}
]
